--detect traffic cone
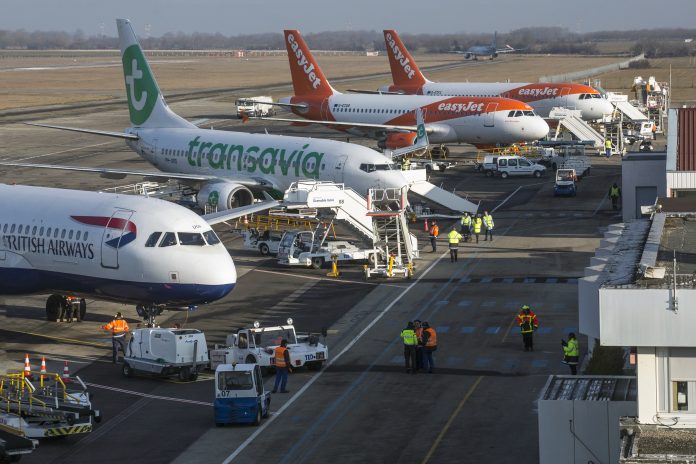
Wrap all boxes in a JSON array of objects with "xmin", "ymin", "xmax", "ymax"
[
  {"xmin": 62, "ymin": 360, "xmax": 70, "ymax": 381},
  {"xmin": 424, "ymin": 218, "xmax": 429, "ymax": 232},
  {"xmin": 40, "ymin": 356, "xmax": 47, "ymax": 386},
  {"xmin": 23, "ymin": 353, "xmax": 32, "ymax": 379}
]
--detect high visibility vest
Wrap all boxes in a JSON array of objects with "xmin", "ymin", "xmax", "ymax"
[
  {"xmin": 275, "ymin": 346, "xmax": 288, "ymax": 367},
  {"xmin": 610, "ymin": 186, "xmax": 620, "ymax": 198},
  {"xmin": 483, "ymin": 214, "xmax": 494, "ymax": 229},
  {"xmin": 461, "ymin": 215, "xmax": 472, "ymax": 227},
  {"xmin": 424, "ymin": 328, "xmax": 437, "ymax": 348},
  {"xmin": 401, "ymin": 329, "xmax": 418, "ymax": 346},
  {"xmin": 517, "ymin": 313, "xmax": 537, "ymax": 333},
  {"xmin": 448, "ymin": 230, "xmax": 462, "ymax": 244},
  {"xmin": 105, "ymin": 318, "xmax": 129, "ymax": 335},
  {"xmin": 563, "ymin": 338, "xmax": 579, "ymax": 357},
  {"xmin": 431, "ymin": 225, "xmax": 439, "ymax": 237},
  {"xmin": 605, "ymin": 140, "xmax": 612, "ymax": 149},
  {"xmin": 473, "ymin": 218, "xmax": 482, "ymax": 234},
  {"xmin": 415, "ymin": 327, "xmax": 423, "ymax": 343}
]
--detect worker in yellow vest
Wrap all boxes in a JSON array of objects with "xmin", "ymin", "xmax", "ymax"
[
  {"xmin": 400, "ymin": 322, "xmax": 418, "ymax": 374},
  {"xmin": 604, "ymin": 139, "xmax": 613, "ymax": 158},
  {"xmin": 609, "ymin": 183, "xmax": 621, "ymax": 211},
  {"xmin": 483, "ymin": 211, "xmax": 494, "ymax": 242},
  {"xmin": 448, "ymin": 227, "xmax": 462, "ymax": 262},
  {"xmin": 421, "ymin": 322, "xmax": 438, "ymax": 373},
  {"xmin": 472, "ymin": 214, "xmax": 483, "ymax": 244},
  {"xmin": 460, "ymin": 212, "xmax": 472, "ymax": 242},
  {"xmin": 562, "ymin": 332, "xmax": 580, "ymax": 375}
]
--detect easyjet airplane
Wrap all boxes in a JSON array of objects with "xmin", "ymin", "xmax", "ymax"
[
  {"xmin": 376, "ymin": 30, "xmax": 614, "ymax": 121},
  {"xmin": 268, "ymin": 30, "xmax": 549, "ymax": 149}
]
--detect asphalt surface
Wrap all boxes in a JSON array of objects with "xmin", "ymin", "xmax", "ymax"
[{"xmin": 0, "ymin": 84, "xmax": 640, "ymax": 463}]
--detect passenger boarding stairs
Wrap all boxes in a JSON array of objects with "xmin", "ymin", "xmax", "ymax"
[{"xmin": 549, "ymin": 107, "xmax": 605, "ymax": 149}]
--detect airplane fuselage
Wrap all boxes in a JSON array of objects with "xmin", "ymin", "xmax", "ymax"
[{"xmin": 0, "ymin": 184, "xmax": 236, "ymax": 306}]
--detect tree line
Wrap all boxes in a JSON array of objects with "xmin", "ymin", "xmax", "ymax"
[{"xmin": 0, "ymin": 27, "xmax": 694, "ymax": 57}]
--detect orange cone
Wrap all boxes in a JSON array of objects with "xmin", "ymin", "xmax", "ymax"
[
  {"xmin": 40, "ymin": 356, "xmax": 47, "ymax": 374},
  {"xmin": 62, "ymin": 360, "xmax": 70, "ymax": 381},
  {"xmin": 23, "ymin": 353, "xmax": 32, "ymax": 379}
]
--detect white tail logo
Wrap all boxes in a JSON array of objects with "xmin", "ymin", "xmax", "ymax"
[
  {"xmin": 126, "ymin": 58, "xmax": 147, "ymax": 111},
  {"xmin": 385, "ymin": 32, "xmax": 415, "ymax": 80},
  {"xmin": 287, "ymin": 33, "xmax": 322, "ymax": 90}
]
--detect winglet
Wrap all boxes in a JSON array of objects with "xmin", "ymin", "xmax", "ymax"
[
  {"xmin": 383, "ymin": 30, "xmax": 427, "ymax": 87},
  {"xmin": 387, "ymin": 108, "xmax": 429, "ymax": 159},
  {"xmin": 284, "ymin": 30, "xmax": 335, "ymax": 98}
]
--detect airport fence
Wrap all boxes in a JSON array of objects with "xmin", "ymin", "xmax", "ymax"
[{"xmin": 539, "ymin": 54, "xmax": 645, "ymax": 83}]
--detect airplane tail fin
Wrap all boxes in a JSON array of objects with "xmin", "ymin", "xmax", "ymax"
[
  {"xmin": 116, "ymin": 19, "xmax": 192, "ymax": 128},
  {"xmin": 284, "ymin": 30, "xmax": 336, "ymax": 98},
  {"xmin": 388, "ymin": 108, "xmax": 429, "ymax": 159},
  {"xmin": 383, "ymin": 30, "xmax": 427, "ymax": 87}
]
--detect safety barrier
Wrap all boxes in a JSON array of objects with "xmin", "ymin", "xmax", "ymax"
[{"xmin": 539, "ymin": 54, "xmax": 645, "ymax": 83}]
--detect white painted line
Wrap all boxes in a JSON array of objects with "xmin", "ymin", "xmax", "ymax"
[
  {"xmin": 222, "ymin": 251, "xmax": 448, "ymax": 463},
  {"xmin": 252, "ymin": 268, "xmax": 407, "ymax": 288},
  {"xmin": 491, "ymin": 180, "xmax": 550, "ymax": 214},
  {"xmin": 85, "ymin": 382, "xmax": 214, "ymax": 406}
]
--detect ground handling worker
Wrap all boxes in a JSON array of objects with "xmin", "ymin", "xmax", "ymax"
[
  {"xmin": 604, "ymin": 138, "xmax": 613, "ymax": 158},
  {"xmin": 421, "ymin": 322, "xmax": 437, "ymax": 373},
  {"xmin": 429, "ymin": 221, "xmax": 439, "ymax": 252},
  {"xmin": 561, "ymin": 332, "xmax": 580, "ymax": 375},
  {"xmin": 609, "ymin": 182, "xmax": 622, "ymax": 211},
  {"xmin": 516, "ymin": 305, "xmax": 539, "ymax": 352},
  {"xmin": 400, "ymin": 322, "xmax": 419, "ymax": 374},
  {"xmin": 448, "ymin": 226, "xmax": 462, "ymax": 262},
  {"xmin": 472, "ymin": 214, "xmax": 483, "ymax": 244},
  {"xmin": 101, "ymin": 312, "xmax": 130, "ymax": 363},
  {"xmin": 483, "ymin": 210, "xmax": 494, "ymax": 242},
  {"xmin": 272, "ymin": 339, "xmax": 292, "ymax": 393},
  {"xmin": 460, "ymin": 212, "xmax": 472, "ymax": 242}
]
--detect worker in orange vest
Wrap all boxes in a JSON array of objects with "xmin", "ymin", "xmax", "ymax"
[
  {"xmin": 421, "ymin": 322, "xmax": 438, "ymax": 373},
  {"xmin": 429, "ymin": 221, "xmax": 439, "ymax": 252},
  {"xmin": 102, "ymin": 312, "xmax": 130, "ymax": 363},
  {"xmin": 272, "ymin": 339, "xmax": 292, "ymax": 393}
]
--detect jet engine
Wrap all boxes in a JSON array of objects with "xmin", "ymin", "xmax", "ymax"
[
  {"xmin": 378, "ymin": 132, "xmax": 418, "ymax": 150},
  {"xmin": 197, "ymin": 181, "xmax": 254, "ymax": 211}
]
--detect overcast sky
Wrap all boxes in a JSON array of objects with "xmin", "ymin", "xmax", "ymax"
[{"xmin": 3, "ymin": 0, "xmax": 696, "ymax": 35}]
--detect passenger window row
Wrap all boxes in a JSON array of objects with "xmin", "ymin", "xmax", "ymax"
[
  {"xmin": 333, "ymin": 107, "xmax": 413, "ymax": 115},
  {"xmin": 0, "ymin": 223, "xmax": 88, "ymax": 241}
]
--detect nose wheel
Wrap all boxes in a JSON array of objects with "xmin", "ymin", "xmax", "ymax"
[{"xmin": 136, "ymin": 304, "xmax": 164, "ymax": 327}]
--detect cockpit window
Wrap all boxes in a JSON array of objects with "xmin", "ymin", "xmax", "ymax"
[
  {"xmin": 591, "ymin": 93, "xmax": 601, "ymax": 99},
  {"xmin": 523, "ymin": 110, "xmax": 535, "ymax": 116},
  {"xmin": 178, "ymin": 232, "xmax": 206, "ymax": 246},
  {"xmin": 360, "ymin": 163, "xmax": 376, "ymax": 173},
  {"xmin": 159, "ymin": 232, "xmax": 178, "ymax": 247},
  {"xmin": 145, "ymin": 232, "xmax": 162, "ymax": 247},
  {"xmin": 508, "ymin": 110, "xmax": 516, "ymax": 117},
  {"xmin": 203, "ymin": 230, "xmax": 221, "ymax": 245}
]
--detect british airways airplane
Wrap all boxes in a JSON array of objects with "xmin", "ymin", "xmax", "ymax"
[{"xmin": 0, "ymin": 183, "xmax": 241, "ymax": 323}]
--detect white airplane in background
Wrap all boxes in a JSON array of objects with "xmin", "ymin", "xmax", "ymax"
[
  {"xmin": 262, "ymin": 30, "xmax": 549, "ymax": 149},
  {"xmin": 377, "ymin": 30, "xmax": 614, "ymax": 121},
  {"xmin": 4, "ymin": 19, "xmax": 422, "ymax": 215},
  {"xmin": 0, "ymin": 183, "xmax": 240, "ymax": 323}
]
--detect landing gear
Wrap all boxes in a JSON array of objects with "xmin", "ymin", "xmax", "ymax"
[
  {"xmin": 135, "ymin": 304, "xmax": 164, "ymax": 327},
  {"xmin": 46, "ymin": 294, "xmax": 63, "ymax": 322},
  {"xmin": 46, "ymin": 295, "xmax": 86, "ymax": 322},
  {"xmin": 431, "ymin": 145, "xmax": 450, "ymax": 159}
]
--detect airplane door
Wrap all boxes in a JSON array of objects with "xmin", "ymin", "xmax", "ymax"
[
  {"xmin": 484, "ymin": 103, "xmax": 498, "ymax": 127},
  {"xmin": 560, "ymin": 88, "xmax": 570, "ymax": 108},
  {"xmin": 333, "ymin": 155, "xmax": 348, "ymax": 183},
  {"xmin": 101, "ymin": 209, "xmax": 135, "ymax": 269}
]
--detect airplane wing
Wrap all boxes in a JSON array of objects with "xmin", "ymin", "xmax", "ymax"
[
  {"xmin": 25, "ymin": 123, "xmax": 139, "ymax": 140},
  {"xmin": 238, "ymin": 99, "xmax": 308, "ymax": 110},
  {"xmin": 255, "ymin": 116, "xmax": 433, "ymax": 134},
  {"xmin": 202, "ymin": 199, "xmax": 281, "ymax": 225},
  {"xmin": 0, "ymin": 161, "xmax": 273, "ymax": 188}
]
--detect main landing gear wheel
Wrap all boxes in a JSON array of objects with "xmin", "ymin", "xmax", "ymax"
[
  {"xmin": 46, "ymin": 294, "xmax": 63, "ymax": 322},
  {"xmin": 79, "ymin": 298, "xmax": 87, "ymax": 321}
]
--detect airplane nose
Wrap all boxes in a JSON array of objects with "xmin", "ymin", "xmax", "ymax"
[{"xmin": 531, "ymin": 117, "xmax": 550, "ymax": 140}]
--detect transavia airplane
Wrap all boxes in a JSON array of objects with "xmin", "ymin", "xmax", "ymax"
[
  {"xmin": 375, "ymin": 30, "xmax": 614, "ymax": 121},
  {"xmin": 3, "ymin": 19, "xmax": 424, "ymax": 216},
  {"xmin": 451, "ymin": 31, "xmax": 522, "ymax": 60},
  {"xmin": 0, "ymin": 183, "xmax": 241, "ymax": 322},
  {"xmin": 264, "ymin": 30, "xmax": 549, "ymax": 149}
]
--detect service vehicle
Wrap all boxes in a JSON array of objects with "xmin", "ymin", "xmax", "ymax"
[
  {"xmin": 241, "ymin": 228, "xmax": 283, "ymax": 256},
  {"xmin": 209, "ymin": 320, "xmax": 328, "ymax": 371},
  {"xmin": 214, "ymin": 363, "xmax": 270, "ymax": 426},
  {"xmin": 277, "ymin": 230, "xmax": 378, "ymax": 269},
  {"xmin": 553, "ymin": 168, "xmax": 577, "ymax": 197},
  {"xmin": 122, "ymin": 328, "xmax": 209, "ymax": 381},
  {"xmin": 484, "ymin": 156, "xmax": 546, "ymax": 178},
  {"xmin": 235, "ymin": 96, "xmax": 274, "ymax": 118},
  {"xmin": 538, "ymin": 144, "xmax": 591, "ymax": 177},
  {"xmin": 407, "ymin": 156, "xmax": 455, "ymax": 172}
]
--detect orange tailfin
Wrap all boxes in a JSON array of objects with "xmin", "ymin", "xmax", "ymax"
[
  {"xmin": 284, "ymin": 30, "xmax": 334, "ymax": 97},
  {"xmin": 383, "ymin": 30, "xmax": 427, "ymax": 87}
]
